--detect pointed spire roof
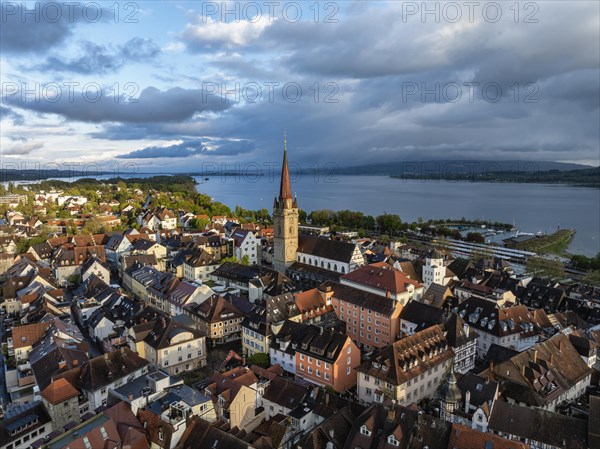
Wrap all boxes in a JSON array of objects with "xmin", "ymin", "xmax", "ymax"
[{"xmin": 279, "ymin": 132, "xmax": 292, "ymax": 201}]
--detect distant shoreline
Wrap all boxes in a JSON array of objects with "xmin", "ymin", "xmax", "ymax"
[{"xmin": 389, "ymin": 170, "xmax": 600, "ymax": 188}]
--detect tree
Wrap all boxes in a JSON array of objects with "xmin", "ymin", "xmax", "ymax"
[
  {"xmin": 465, "ymin": 232, "xmax": 485, "ymax": 243},
  {"xmin": 582, "ymin": 270, "xmax": 600, "ymax": 287},
  {"xmin": 376, "ymin": 214, "xmax": 402, "ymax": 233},
  {"xmin": 526, "ymin": 256, "xmax": 565, "ymax": 278},
  {"xmin": 248, "ymin": 352, "xmax": 270, "ymax": 368},
  {"xmin": 220, "ymin": 255, "xmax": 250, "ymax": 265},
  {"xmin": 298, "ymin": 209, "xmax": 308, "ymax": 223}
]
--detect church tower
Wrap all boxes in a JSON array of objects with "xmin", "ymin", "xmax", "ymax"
[{"xmin": 273, "ymin": 133, "xmax": 298, "ymax": 273}]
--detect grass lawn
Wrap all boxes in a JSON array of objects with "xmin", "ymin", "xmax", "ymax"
[{"xmin": 521, "ymin": 229, "xmax": 575, "ymax": 256}]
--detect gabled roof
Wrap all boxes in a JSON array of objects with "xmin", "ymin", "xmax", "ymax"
[
  {"xmin": 143, "ymin": 315, "xmax": 204, "ymax": 350},
  {"xmin": 12, "ymin": 321, "xmax": 52, "ymax": 349},
  {"xmin": 186, "ymin": 295, "xmax": 244, "ymax": 324},
  {"xmin": 487, "ymin": 333, "xmax": 592, "ymax": 407},
  {"xmin": 488, "ymin": 401, "xmax": 586, "ymax": 449},
  {"xmin": 176, "ymin": 416, "xmax": 251, "ymax": 449},
  {"xmin": 342, "ymin": 262, "xmax": 422, "ymax": 294},
  {"xmin": 448, "ymin": 423, "xmax": 529, "ymax": 449},
  {"xmin": 297, "ymin": 234, "xmax": 358, "ymax": 263},
  {"xmin": 357, "ymin": 325, "xmax": 453, "ymax": 385},
  {"xmin": 80, "ymin": 255, "xmax": 109, "ymax": 275},
  {"xmin": 57, "ymin": 347, "xmax": 149, "ymax": 392}
]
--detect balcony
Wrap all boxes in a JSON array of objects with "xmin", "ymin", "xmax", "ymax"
[{"xmin": 17, "ymin": 367, "xmax": 35, "ymax": 387}]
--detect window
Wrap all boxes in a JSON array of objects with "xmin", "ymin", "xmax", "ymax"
[
  {"xmin": 366, "ymin": 388, "xmax": 372, "ymax": 396},
  {"xmin": 300, "ymin": 363, "xmax": 304, "ymax": 371},
  {"xmin": 346, "ymin": 366, "xmax": 351, "ymax": 374},
  {"xmin": 308, "ymin": 366, "xmax": 313, "ymax": 374},
  {"xmin": 159, "ymin": 431, "xmax": 164, "ymax": 442},
  {"xmin": 347, "ymin": 357, "xmax": 351, "ymax": 365},
  {"xmin": 325, "ymin": 373, "xmax": 330, "ymax": 380},
  {"xmin": 316, "ymin": 370, "xmax": 321, "ymax": 377},
  {"xmin": 347, "ymin": 347, "xmax": 351, "ymax": 354},
  {"xmin": 360, "ymin": 425, "xmax": 371, "ymax": 436},
  {"xmin": 388, "ymin": 435, "xmax": 400, "ymax": 446},
  {"xmin": 100, "ymin": 387, "xmax": 107, "ymax": 395},
  {"xmin": 363, "ymin": 374, "xmax": 370, "ymax": 381}
]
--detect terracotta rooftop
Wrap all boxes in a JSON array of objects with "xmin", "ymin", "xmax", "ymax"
[
  {"xmin": 448, "ymin": 423, "xmax": 529, "ymax": 449},
  {"xmin": 41, "ymin": 378, "xmax": 79, "ymax": 405},
  {"xmin": 12, "ymin": 321, "xmax": 52, "ymax": 349},
  {"xmin": 342, "ymin": 262, "xmax": 422, "ymax": 294}
]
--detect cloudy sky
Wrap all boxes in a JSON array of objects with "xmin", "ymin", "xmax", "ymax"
[{"xmin": 1, "ymin": 0, "xmax": 599, "ymax": 173}]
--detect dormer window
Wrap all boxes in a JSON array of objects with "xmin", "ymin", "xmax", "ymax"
[
  {"xmin": 360, "ymin": 425, "xmax": 372, "ymax": 436},
  {"xmin": 388, "ymin": 435, "xmax": 400, "ymax": 446}
]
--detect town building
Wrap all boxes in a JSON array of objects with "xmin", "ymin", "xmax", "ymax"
[
  {"xmin": 184, "ymin": 294, "xmax": 244, "ymax": 345},
  {"xmin": 356, "ymin": 325, "xmax": 454, "ymax": 405},
  {"xmin": 0, "ymin": 401, "xmax": 52, "ymax": 449},
  {"xmin": 340, "ymin": 262, "xmax": 424, "ymax": 307},
  {"xmin": 488, "ymin": 400, "xmax": 588, "ymax": 449},
  {"xmin": 485, "ymin": 333, "xmax": 592, "ymax": 411},
  {"xmin": 295, "ymin": 324, "xmax": 360, "ymax": 393},
  {"xmin": 232, "ymin": 228, "xmax": 261, "ymax": 265},
  {"xmin": 328, "ymin": 281, "xmax": 405, "ymax": 350}
]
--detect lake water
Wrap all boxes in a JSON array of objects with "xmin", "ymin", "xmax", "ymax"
[{"xmin": 193, "ymin": 175, "xmax": 600, "ymax": 257}]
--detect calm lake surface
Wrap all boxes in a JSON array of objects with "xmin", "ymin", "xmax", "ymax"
[{"xmin": 193, "ymin": 175, "xmax": 600, "ymax": 257}]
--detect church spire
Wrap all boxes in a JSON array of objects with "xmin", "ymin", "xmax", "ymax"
[{"xmin": 279, "ymin": 131, "xmax": 292, "ymax": 201}]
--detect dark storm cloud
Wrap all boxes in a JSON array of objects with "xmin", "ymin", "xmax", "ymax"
[
  {"xmin": 0, "ymin": 1, "xmax": 110, "ymax": 54},
  {"xmin": 5, "ymin": 87, "xmax": 232, "ymax": 123},
  {"xmin": 31, "ymin": 38, "xmax": 160, "ymax": 74},
  {"xmin": 116, "ymin": 139, "xmax": 254, "ymax": 159}
]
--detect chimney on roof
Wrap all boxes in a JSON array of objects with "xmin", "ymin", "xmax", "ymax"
[
  {"xmin": 328, "ymin": 428, "xmax": 334, "ymax": 439},
  {"xmin": 387, "ymin": 407, "xmax": 396, "ymax": 422},
  {"xmin": 532, "ymin": 349, "xmax": 537, "ymax": 363},
  {"xmin": 558, "ymin": 339, "xmax": 563, "ymax": 352},
  {"xmin": 104, "ymin": 353, "xmax": 109, "ymax": 360}
]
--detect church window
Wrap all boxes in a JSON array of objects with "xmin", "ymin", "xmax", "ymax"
[
  {"xmin": 321, "ymin": 261, "xmax": 324, "ymax": 268},
  {"xmin": 341, "ymin": 266, "xmax": 346, "ymax": 273},
  {"xmin": 327, "ymin": 262, "xmax": 331, "ymax": 270},
  {"xmin": 303, "ymin": 256, "xmax": 306, "ymax": 263},
  {"xmin": 334, "ymin": 264, "xmax": 338, "ymax": 271}
]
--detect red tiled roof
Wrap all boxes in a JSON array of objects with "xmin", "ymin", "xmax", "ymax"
[
  {"xmin": 12, "ymin": 322, "xmax": 52, "ymax": 349},
  {"xmin": 448, "ymin": 423, "xmax": 529, "ymax": 449},
  {"xmin": 342, "ymin": 262, "xmax": 422, "ymax": 294},
  {"xmin": 41, "ymin": 378, "xmax": 80, "ymax": 404}
]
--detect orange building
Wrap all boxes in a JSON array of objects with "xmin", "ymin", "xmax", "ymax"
[
  {"xmin": 327, "ymin": 281, "xmax": 403, "ymax": 351},
  {"xmin": 295, "ymin": 324, "xmax": 360, "ymax": 392}
]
